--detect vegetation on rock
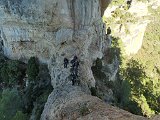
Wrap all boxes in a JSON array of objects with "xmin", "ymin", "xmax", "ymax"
[
  {"xmin": 26, "ymin": 57, "xmax": 39, "ymax": 81},
  {"xmin": 0, "ymin": 55, "xmax": 26, "ymax": 87},
  {"xmin": 80, "ymin": 105, "xmax": 90, "ymax": 116},
  {"xmin": 0, "ymin": 55, "xmax": 53, "ymax": 120},
  {"xmin": 107, "ymin": 6, "xmax": 160, "ymax": 117},
  {"xmin": 0, "ymin": 89, "xmax": 23, "ymax": 120},
  {"xmin": 12, "ymin": 111, "xmax": 29, "ymax": 120},
  {"xmin": 103, "ymin": 5, "xmax": 137, "ymax": 34}
]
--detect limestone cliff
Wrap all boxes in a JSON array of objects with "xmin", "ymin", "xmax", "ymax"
[
  {"xmin": 41, "ymin": 85, "xmax": 147, "ymax": 120},
  {"xmin": 104, "ymin": 0, "xmax": 160, "ymax": 55},
  {"xmin": 0, "ymin": 0, "xmax": 159, "ymax": 120},
  {"xmin": 0, "ymin": 0, "xmax": 111, "ymax": 88}
]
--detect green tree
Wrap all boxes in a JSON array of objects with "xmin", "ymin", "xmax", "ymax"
[
  {"xmin": 0, "ymin": 60, "xmax": 25, "ymax": 86},
  {"xmin": 12, "ymin": 111, "xmax": 29, "ymax": 120},
  {"xmin": 0, "ymin": 64, "xmax": 9, "ymax": 84},
  {"xmin": 0, "ymin": 89, "xmax": 22, "ymax": 120},
  {"xmin": 120, "ymin": 80, "xmax": 131, "ymax": 107},
  {"xmin": 121, "ymin": 60, "xmax": 155, "ymax": 116},
  {"xmin": 26, "ymin": 57, "xmax": 39, "ymax": 81},
  {"xmin": 110, "ymin": 0, "xmax": 125, "ymax": 6}
]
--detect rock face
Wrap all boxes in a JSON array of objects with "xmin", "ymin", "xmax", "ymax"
[
  {"xmin": 0, "ymin": 0, "xmax": 111, "ymax": 88},
  {"xmin": 104, "ymin": 0, "xmax": 160, "ymax": 55},
  {"xmin": 0, "ymin": 0, "xmax": 158, "ymax": 120},
  {"xmin": 41, "ymin": 85, "xmax": 147, "ymax": 120}
]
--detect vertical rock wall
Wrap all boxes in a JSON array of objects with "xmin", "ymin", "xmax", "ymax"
[
  {"xmin": 1, "ymin": 1, "xmax": 159, "ymax": 120},
  {"xmin": 0, "ymin": 0, "xmax": 110, "ymax": 88},
  {"xmin": 104, "ymin": 0, "xmax": 160, "ymax": 55},
  {"xmin": 0, "ymin": 1, "xmax": 113, "ymax": 119}
]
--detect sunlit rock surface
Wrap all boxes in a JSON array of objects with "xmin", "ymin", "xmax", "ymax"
[
  {"xmin": 1, "ymin": 0, "xmax": 159, "ymax": 120},
  {"xmin": 41, "ymin": 85, "xmax": 147, "ymax": 120},
  {"xmin": 0, "ymin": 0, "xmax": 111, "ymax": 88},
  {"xmin": 104, "ymin": 0, "xmax": 160, "ymax": 55}
]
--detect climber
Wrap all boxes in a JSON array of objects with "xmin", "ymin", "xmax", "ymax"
[
  {"xmin": 74, "ymin": 61, "xmax": 79, "ymax": 77},
  {"xmin": 70, "ymin": 55, "xmax": 80, "ymax": 85},
  {"xmin": 64, "ymin": 58, "xmax": 69, "ymax": 68},
  {"xmin": 70, "ymin": 66, "xmax": 78, "ymax": 79},
  {"xmin": 107, "ymin": 27, "xmax": 111, "ymax": 35},
  {"xmin": 70, "ymin": 55, "xmax": 78, "ymax": 68},
  {"xmin": 75, "ymin": 60, "xmax": 79, "ymax": 68},
  {"xmin": 71, "ymin": 56, "xmax": 79, "ymax": 76},
  {"xmin": 71, "ymin": 73, "xmax": 76, "ymax": 85},
  {"xmin": 127, "ymin": 0, "xmax": 132, "ymax": 8},
  {"xmin": 70, "ymin": 67, "xmax": 74, "ymax": 73},
  {"xmin": 70, "ymin": 72, "xmax": 80, "ymax": 86}
]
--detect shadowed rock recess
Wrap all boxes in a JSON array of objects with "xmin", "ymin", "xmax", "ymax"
[{"xmin": 0, "ymin": 0, "xmax": 159, "ymax": 120}]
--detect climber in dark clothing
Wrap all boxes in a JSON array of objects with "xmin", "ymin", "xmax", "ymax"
[
  {"xmin": 127, "ymin": 0, "xmax": 132, "ymax": 9},
  {"xmin": 70, "ymin": 55, "xmax": 80, "ymax": 85},
  {"xmin": 70, "ymin": 56, "xmax": 78, "ymax": 67},
  {"xmin": 107, "ymin": 27, "xmax": 111, "ymax": 35},
  {"xmin": 70, "ymin": 66, "xmax": 77, "ymax": 85},
  {"xmin": 71, "ymin": 56, "xmax": 79, "ymax": 76},
  {"xmin": 70, "ymin": 67, "xmax": 74, "ymax": 73},
  {"xmin": 75, "ymin": 60, "xmax": 79, "ymax": 69},
  {"xmin": 71, "ymin": 73, "xmax": 76, "ymax": 85},
  {"xmin": 64, "ymin": 58, "xmax": 69, "ymax": 68},
  {"xmin": 74, "ymin": 61, "xmax": 79, "ymax": 77},
  {"xmin": 70, "ymin": 65, "xmax": 76, "ymax": 85}
]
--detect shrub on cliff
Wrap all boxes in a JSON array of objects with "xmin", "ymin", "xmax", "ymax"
[
  {"xmin": 12, "ymin": 111, "xmax": 29, "ymax": 120},
  {"xmin": 110, "ymin": 0, "xmax": 125, "ymax": 6},
  {"xmin": 80, "ymin": 105, "xmax": 89, "ymax": 116},
  {"xmin": 120, "ymin": 59, "xmax": 157, "ymax": 117},
  {"xmin": 23, "ymin": 63, "xmax": 52, "ymax": 114},
  {"xmin": 26, "ymin": 57, "xmax": 39, "ymax": 81},
  {"xmin": 0, "ymin": 89, "xmax": 23, "ymax": 120},
  {"xmin": 0, "ymin": 60, "xmax": 25, "ymax": 86}
]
